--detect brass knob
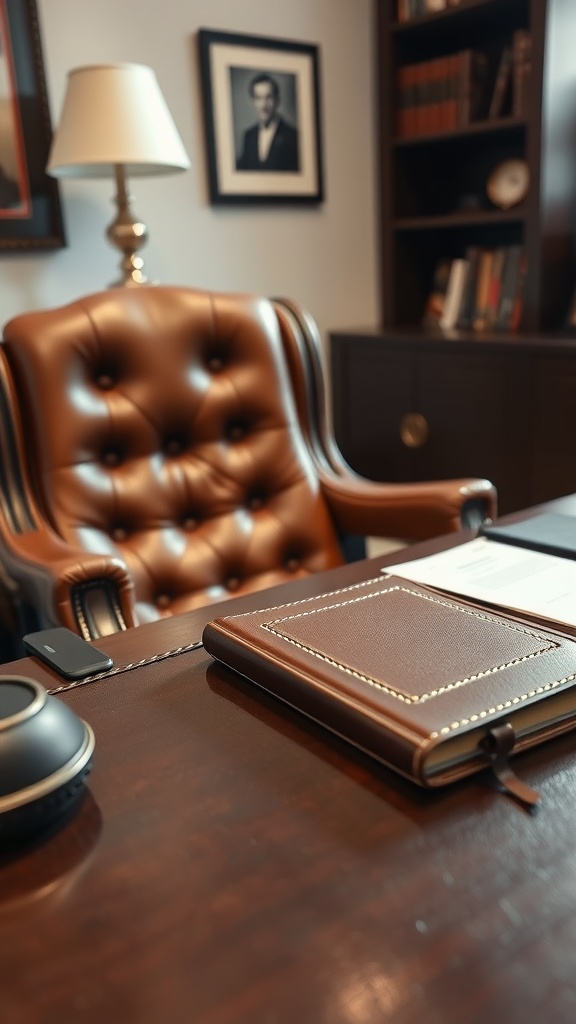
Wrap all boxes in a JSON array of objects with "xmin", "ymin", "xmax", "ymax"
[{"xmin": 399, "ymin": 412, "xmax": 428, "ymax": 449}]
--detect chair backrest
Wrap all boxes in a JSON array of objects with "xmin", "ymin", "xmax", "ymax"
[{"xmin": 1, "ymin": 287, "xmax": 346, "ymax": 625}]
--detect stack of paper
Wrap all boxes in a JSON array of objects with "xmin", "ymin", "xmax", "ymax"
[{"xmin": 384, "ymin": 535, "xmax": 576, "ymax": 629}]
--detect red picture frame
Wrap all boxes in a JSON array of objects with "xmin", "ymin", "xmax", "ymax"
[{"xmin": 0, "ymin": 0, "xmax": 64, "ymax": 249}]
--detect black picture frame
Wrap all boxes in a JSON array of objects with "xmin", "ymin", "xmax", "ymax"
[
  {"xmin": 0, "ymin": 0, "xmax": 65, "ymax": 250},
  {"xmin": 198, "ymin": 29, "xmax": 324, "ymax": 205}
]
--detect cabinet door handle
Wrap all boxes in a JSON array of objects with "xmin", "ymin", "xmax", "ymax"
[{"xmin": 399, "ymin": 412, "xmax": 428, "ymax": 448}]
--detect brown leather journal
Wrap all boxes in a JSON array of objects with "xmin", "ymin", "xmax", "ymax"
[{"xmin": 202, "ymin": 576, "xmax": 576, "ymax": 804}]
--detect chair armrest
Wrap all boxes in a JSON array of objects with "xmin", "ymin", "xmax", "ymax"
[
  {"xmin": 0, "ymin": 523, "xmax": 136, "ymax": 638},
  {"xmin": 319, "ymin": 471, "xmax": 497, "ymax": 542}
]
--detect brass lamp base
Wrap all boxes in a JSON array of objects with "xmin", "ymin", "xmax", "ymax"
[{"xmin": 106, "ymin": 164, "xmax": 149, "ymax": 287}]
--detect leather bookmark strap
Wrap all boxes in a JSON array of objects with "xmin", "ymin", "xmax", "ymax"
[{"xmin": 483, "ymin": 723, "xmax": 540, "ymax": 809}]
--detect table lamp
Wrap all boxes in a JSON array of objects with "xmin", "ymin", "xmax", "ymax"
[{"xmin": 47, "ymin": 63, "xmax": 190, "ymax": 287}]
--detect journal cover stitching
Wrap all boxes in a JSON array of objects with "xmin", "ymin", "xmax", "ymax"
[
  {"xmin": 431, "ymin": 670, "xmax": 576, "ymax": 737},
  {"xmin": 262, "ymin": 584, "xmax": 561, "ymax": 714},
  {"xmin": 228, "ymin": 576, "xmax": 384, "ymax": 618}
]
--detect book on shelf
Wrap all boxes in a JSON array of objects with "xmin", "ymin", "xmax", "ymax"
[
  {"xmin": 422, "ymin": 258, "xmax": 452, "ymax": 326},
  {"xmin": 488, "ymin": 45, "xmax": 513, "ymax": 119},
  {"xmin": 428, "ymin": 56, "xmax": 447, "ymax": 133},
  {"xmin": 456, "ymin": 246, "xmax": 482, "ymax": 329},
  {"xmin": 472, "ymin": 249, "xmax": 495, "ymax": 331},
  {"xmin": 425, "ymin": 246, "xmax": 526, "ymax": 334},
  {"xmin": 442, "ymin": 245, "xmax": 525, "ymax": 334},
  {"xmin": 413, "ymin": 60, "xmax": 430, "ymax": 135},
  {"xmin": 485, "ymin": 246, "xmax": 507, "ymax": 331},
  {"xmin": 458, "ymin": 48, "xmax": 497, "ymax": 125},
  {"xmin": 396, "ymin": 59, "xmax": 436, "ymax": 136},
  {"xmin": 396, "ymin": 44, "xmax": 510, "ymax": 139},
  {"xmin": 439, "ymin": 258, "xmax": 469, "ymax": 329},
  {"xmin": 512, "ymin": 29, "xmax": 532, "ymax": 117},
  {"xmin": 495, "ymin": 245, "xmax": 523, "ymax": 331},
  {"xmin": 508, "ymin": 249, "xmax": 528, "ymax": 331}
]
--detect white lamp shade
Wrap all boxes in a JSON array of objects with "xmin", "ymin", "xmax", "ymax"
[{"xmin": 47, "ymin": 63, "xmax": 190, "ymax": 178}]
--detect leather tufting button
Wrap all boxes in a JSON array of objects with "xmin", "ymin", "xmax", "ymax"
[
  {"xmin": 247, "ymin": 495, "xmax": 264, "ymax": 511},
  {"xmin": 228, "ymin": 423, "xmax": 246, "ymax": 442},
  {"xmin": 208, "ymin": 355, "xmax": 224, "ymax": 372},
  {"xmin": 156, "ymin": 594, "xmax": 171, "ymax": 610},
  {"xmin": 285, "ymin": 556, "xmax": 300, "ymax": 572},
  {"xmin": 165, "ymin": 438, "xmax": 184, "ymax": 456},
  {"xmin": 112, "ymin": 527, "xmax": 127, "ymax": 543},
  {"xmin": 103, "ymin": 450, "xmax": 121, "ymax": 467},
  {"xmin": 96, "ymin": 374, "xmax": 114, "ymax": 390},
  {"xmin": 182, "ymin": 516, "xmax": 198, "ymax": 531},
  {"xmin": 226, "ymin": 576, "xmax": 240, "ymax": 592}
]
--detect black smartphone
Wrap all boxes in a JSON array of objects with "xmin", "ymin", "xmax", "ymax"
[{"xmin": 23, "ymin": 627, "xmax": 113, "ymax": 680}]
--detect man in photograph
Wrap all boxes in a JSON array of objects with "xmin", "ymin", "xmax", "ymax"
[{"xmin": 236, "ymin": 72, "xmax": 299, "ymax": 173}]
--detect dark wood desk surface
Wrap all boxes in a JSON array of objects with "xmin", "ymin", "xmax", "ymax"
[{"xmin": 3, "ymin": 496, "xmax": 576, "ymax": 1024}]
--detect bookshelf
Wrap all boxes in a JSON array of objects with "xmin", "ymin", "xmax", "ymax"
[
  {"xmin": 378, "ymin": 0, "xmax": 576, "ymax": 333},
  {"xmin": 327, "ymin": 0, "xmax": 576, "ymax": 515}
]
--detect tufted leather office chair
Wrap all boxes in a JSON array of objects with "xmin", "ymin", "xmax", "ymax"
[{"xmin": 0, "ymin": 286, "xmax": 496, "ymax": 643}]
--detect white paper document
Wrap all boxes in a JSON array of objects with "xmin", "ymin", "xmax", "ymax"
[{"xmin": 383, "ymin": 537, "xmax": 576, "ymax": 628}]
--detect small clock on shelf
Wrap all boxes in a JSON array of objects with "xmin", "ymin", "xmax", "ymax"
[{"xmin": 486, "ymin": 159, "xmax": 530, "ymax": 210}]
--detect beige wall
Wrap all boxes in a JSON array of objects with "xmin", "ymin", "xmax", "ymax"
[{"xmin": 0, "ymin": 0, "xmax": 379, "ymax": 345}]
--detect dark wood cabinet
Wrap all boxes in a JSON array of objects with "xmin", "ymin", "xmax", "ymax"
[
  {"xmin": 530, "ymin": 356, "xmax": 576, "ymax": 505},
  {"xmin": 330, "ymin": 329, "xmax": 576, "ymax": 515}
]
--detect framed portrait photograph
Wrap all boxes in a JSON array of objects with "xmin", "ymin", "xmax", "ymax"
[
  {"xmin": 0, "ymin": 0, "xmax": 64, "ymax": 250},
  {"xmin": 198, "ymin": 29, "xmax": 324, "ymax": 205}
]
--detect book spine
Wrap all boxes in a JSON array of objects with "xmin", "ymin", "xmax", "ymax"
[
  {"xmin": 488, "ymin": 46, "xmax": 513, "ymax": 120},
  {"xmin": 495, "ymin": 245, "xmax": 522, "ymax": 331},
  {"xmin": 405, "ymin": 63, "xmax": 419, "ymax": 137},
  {"xmin": 439, "ymin": 258, "xmax": 469, "ymax": 329},
  {"xmin": 508, "ymin": 250, "xmax": 528, "ymax": 331},
  {"xmin": 445, "ymin": 53, "xmax": 460, "ymax": 131},
  {"xmin": 471, "ymin": 48, "xmax": 494, "ymax": 122},
  {"xmin": 436, "ymin": 57, "xmax": 450, "ymax": 131},
  {"xmin": 472, "ymin": 249, "xmax": 495, "ymax": 331},
  {"xmin": 428, "ymin": 57, "xmax": 444, "ymax": 134},
  {"xmin": 415, "ymin": 60, "xmax": 431, "ymax": 134},
  {"xmin": 512, "ymin": 30, "xmax": 532, "ymax": 117},
  {"xmin": 457, "ymin": 246, "xmax": 482, "ymax": 330},
  {"xmin": 398, "ymin": 64, "xmax": 418, "ymax": 137},
  {"xmin": 457, "ymin": 50, "xmax": 473, "ymax": 127},
  {"xmin": 422, "ymin": 258, "xmax": 453, "ymax": 326},
  {"xmin": 485, "ymin": 247, "xmax": 507, "ymax": 331}
]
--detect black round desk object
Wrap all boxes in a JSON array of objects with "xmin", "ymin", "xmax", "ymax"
[{"xmin": 0, "ymin": 676, "xmax": 95, "ymax": 842}]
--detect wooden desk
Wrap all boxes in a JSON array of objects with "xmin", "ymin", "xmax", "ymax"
[{"xmin": 2, "ymin": 496, "xmax": 576, "ymax": 1024}]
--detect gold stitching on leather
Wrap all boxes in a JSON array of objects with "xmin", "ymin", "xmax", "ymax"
[
  {"xmin": 430, "ymin": 671, "xmax": 576, "ymax": 737},
  {"xmin": 261, "ymin": 584, "xmax": 562, "ymax": 710}
]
